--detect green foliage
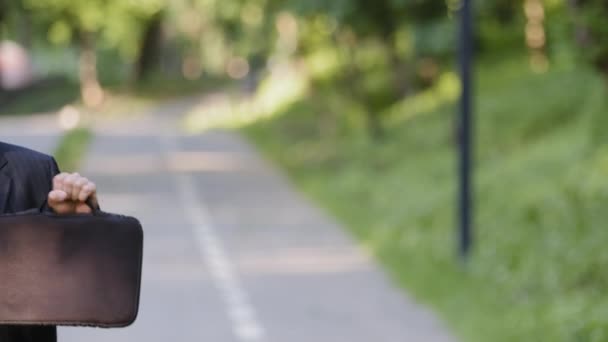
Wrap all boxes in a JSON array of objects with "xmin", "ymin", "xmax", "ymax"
[
  {"xmin": 0, "ymin": 78, "xmax": 79, "ymax": 116},
  {"xmin": 53, "ymin": 127, "xmax": 92, "ymax": 172},
  {"xmin": 243, "ymin": 59, "xmax": 608, "ymax": 342},
  {"xmin": 8, "ymin": 0, "xmax": 165, "ymax": 65}
]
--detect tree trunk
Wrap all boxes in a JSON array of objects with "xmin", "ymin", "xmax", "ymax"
[
  {"xmin": 134, "ymin": 11, "xmax": 164, "ymax": 82},
  {"xmin": 79, "ymin": 32, "xmax": 104, "ymax": 108},
  {"xmin": 337, "ymin": 32, "xmax": 385, "ymax": 141},
  {"xmin": 388, "ymin": 45, "xmax": 411, "ymax": 98},
  {"xmin": 181, "ymin": 9, "xmax": 204, "ymax": 81},
  {"xmin": 373, "ymin": 2, "xmax": 411, "ymax": 98}
]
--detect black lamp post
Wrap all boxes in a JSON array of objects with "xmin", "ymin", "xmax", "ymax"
[{"xmin": 458, "ymin": 0, "xmax": 474, "ymax": 260}]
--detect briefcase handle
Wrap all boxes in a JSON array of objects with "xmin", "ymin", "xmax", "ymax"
[{"xmin": 86, "ymin": 198, "xmax": 102, "ymax": 215}]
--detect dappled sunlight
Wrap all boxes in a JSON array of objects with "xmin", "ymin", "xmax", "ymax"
[
  {"xmin": 275, "ymin": 12, "xmax": 299, "ymax": 56},
  {"xmin": 524, "ymin": 0, "xmax": 549, "ymax": 74},
  {"xmin": 305, "ymin": 47, "xmax": 341, "ymax": 81},
  {"xmin": 385, "ymin": 72, "xmax": 460, "ymax": 125},
  {"xmin": 183, "ymin": 61, "xmax": 308, "ymax": 133},
  {"xmin": 225, "ymin": 57, "xmax": 250, "ymax": 80},
  {"xmin": 57, "ymin": 105, "xmax": 82, "ymax": 130}
]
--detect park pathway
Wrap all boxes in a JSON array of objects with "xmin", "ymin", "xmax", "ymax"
[
  {"xmin": 0, "ymin": 113, "xmax": 62, "ymax": 154},
  {"xmin": 3, "ymin": 98, "xmax": 456, "ymax": 342}
]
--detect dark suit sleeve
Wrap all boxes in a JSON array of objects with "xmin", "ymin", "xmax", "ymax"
[
  {"xmin": 50, "ymin": 157, "xmax": 61, "ymax": 177},
  {"xmin": 40, "ymin": 158, "xmax": 61, "ymax": 212}
]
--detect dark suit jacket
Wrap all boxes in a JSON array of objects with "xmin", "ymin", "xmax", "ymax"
[{"xmin": 0, "ymin": 142, "xmax": 58, "ymax": 342}]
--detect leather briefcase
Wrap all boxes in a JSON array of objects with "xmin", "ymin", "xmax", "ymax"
[{"xmin": 0, "ymin": 209, "xmax": 143, "ymax": 328}]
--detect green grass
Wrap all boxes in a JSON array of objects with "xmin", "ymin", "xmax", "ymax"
[
  {"xmin": 242, "ymin": 60, "xmax": 608, "ymax": 342},
  {"xmin": 0, "ymin": 79, "xmax": 80, "ymax": 116},
  {"xmin": 53, "ymin": 128, "xmax": 93, "ymax": 172}
]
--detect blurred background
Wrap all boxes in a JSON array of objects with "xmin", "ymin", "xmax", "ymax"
[{"xmin": 1, "ymin": 0, "xmax": 608, "ymax": 341}]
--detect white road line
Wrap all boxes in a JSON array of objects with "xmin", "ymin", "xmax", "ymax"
[{"xmin": 159, "ymin": 134, "xmax": 266, "ymax": 342}]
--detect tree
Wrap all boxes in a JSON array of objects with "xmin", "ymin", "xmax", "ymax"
[
  {"xmin": 22, "ymin": 0, "xmax": 108, "ymax": 107},
  {"xmin": 22, "ymin": 0, "xmax": 167, "ymax": 104},
  {"xmin": 280, "ymin": 0, "xmax": 448, "ymax": 139},
  {"xmin": 133, "ymin": 10, "xmax": 165, "ymax": 82}
]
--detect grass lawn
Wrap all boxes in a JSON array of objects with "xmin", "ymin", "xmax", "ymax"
[
  {"xmin": 242, "ymin": 59, "xmax": 608, "ymax": 342},
  {"xmin": 0, "ymin": 78, "xmax": 80, "ymax": 116}
]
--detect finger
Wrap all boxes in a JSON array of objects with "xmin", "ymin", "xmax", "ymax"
[
  {"xmin": 62, "ymin": 174, "xmax": 78, "ymax": 201},
  {"xmin": 53, "ymin": 173, "xmax": 68, "ymax": 191},
  {"xmin": 48, "ymin": 190, "xmax": 73, "ymax": 214},
  {"xmin": 87, "ymin": 192, "xmax": 99, "ymax": 210},
  {"xmin": 77, "ymin": 182, "xmax": 96, "ymax": 202},
  {"xmin": 48, "ymin": 190, "xmax": 68, "ymax": 205},
  {"xmin": 51, "ymin": 202, "xmax": 76, "ymax": 215},
  {"xmin": 75, "ymin": 203, "xmax": 93, "ymax": 214},
  {"xmin": 72, "ymin": 177, "xmax": 88, "ymax": 202}
]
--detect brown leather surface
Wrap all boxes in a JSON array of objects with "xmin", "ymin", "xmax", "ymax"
[{"xmin": 0, "ymin": 211, "xmax": 143, "ymax": 328}]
